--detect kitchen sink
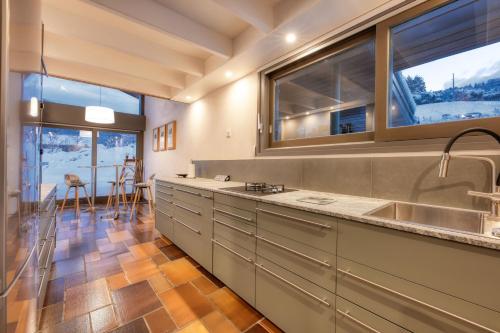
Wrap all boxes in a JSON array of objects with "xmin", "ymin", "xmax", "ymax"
[{"xmin": 365, "ymin": 202, "xmax": 485, "ymax": 234}]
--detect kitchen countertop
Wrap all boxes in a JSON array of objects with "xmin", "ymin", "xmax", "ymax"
[
  {"xmin": 40, "ymin": 183, "xmax": 57, "ymax": 203},
  {"xmin": 156, "ymin": 177, "xmax": 500, "ymax": 251}
]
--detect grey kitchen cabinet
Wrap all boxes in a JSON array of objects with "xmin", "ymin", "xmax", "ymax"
[
  {"xmin": 255, "ymin": 256, "xmax": 335, "ymax": 333},
  {"xmin": 212, "ymin": 194, "xmax": 257, "ymax": 305},
  {"xmin": 38, "ymin": 185, "xmax": 57, "ymax": 305},
  {"xmin": 155, "ymin": 180, "xmax": 175, "ymax": 240},
  {"xmin": 336, "ymin": 296, "xmax": 410, "ymax": 333}
]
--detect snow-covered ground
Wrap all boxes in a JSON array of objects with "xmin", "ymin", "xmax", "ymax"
[
  {"xmin": 42, "ymin": 134, "xmax": 136, "ymax": 199},
  {"xmin": 415, "ymin": 101, "xmax": 500, "ymax": 124}
]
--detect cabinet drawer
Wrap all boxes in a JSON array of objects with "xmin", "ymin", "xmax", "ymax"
[
  {"xmin": 214, "ymin": 193, "xmax": 257, "ymax": 212},
  {"xmin": 336, "ymin": 296, "xmax": 409, "ymax": 333},
  {"xmin": 256, "ymin": 228, "xmax": 335, "ymax": 292},
  {"xmin": 156, "ymin": 209, "xmax": 174, "ymax": 240},
  {"xmin": 174, "ymin": 184, "xmax": 213, "ymax": 203},
  {"xmin": 214, "ymin": 218, "xmax": 255, "ymax": 253},
  {"xmin": 338, "ymin": 219, "xmax": 500, "ymax": 312},
  {"xmin": 172, "ymin": 216, "xmax": 212, "ymax": 271},
  {"xmin": 156, "ymin": 196, "xmax": 174, "ymax": 214},
  {"xmin": 337, "ymin": 257, "xmax": 500, "ymax": 333},
  {"xmin": 257, "ymin": 202, "xmax": 337, "ymax": 254},
  {"xmin": 212, "ymin": 238, "xmax": 255, "ymax": 305},
  {"xmin": 156, "ymin": 180, "xmax": 175, "ymax": 193},
  {"xmin": 255, "ymin": 256, "xmax": 335, "ymax": 333},
  {"xmin": 156, "ymin": 187, "xmax": 174, "ymax": 201},
  {"xmin": 214, "ymin": 201, "xmax": 256, "ymax": 224}
]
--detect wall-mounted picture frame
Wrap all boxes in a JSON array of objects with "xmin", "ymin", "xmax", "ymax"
[
  {"xmin": 159, "ymin": 125, "xmax": 166, "ymax": 151},
  {"xmin": 152, "ymin": 127, "xmax": 159, "ymax": 152},
  {"xmin": 167, "ymin": 121, "xmax": 176, "ymax": 150}
]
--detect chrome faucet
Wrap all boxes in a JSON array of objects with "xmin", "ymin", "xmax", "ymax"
[{"xmin": 438, "ymin": 127, "xmax": 500, "ymax": 219}]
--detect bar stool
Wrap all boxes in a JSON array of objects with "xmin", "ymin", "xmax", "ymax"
[
  {"xmin": 130, "ymin": 173, "xmax": 155, "ymax": 218},
  {"xmin": 60, "ymin": 174, "xmax": 92, "ymax": 218},
  {"xmin": 105, "ymin": 171, "xmax": 130, "ymax": 210}
]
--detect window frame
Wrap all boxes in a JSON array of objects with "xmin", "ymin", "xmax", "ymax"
[
  {"xmin": 375, "ymin": 0, "xmax": 500, "ymax": 141},
  {"xmin": 266, "ymin": 29, "xmax": 376, "ymax": 148},
  {"xmin": 258, "ymin": 0, "xmax": 500, "ymax": 153}
]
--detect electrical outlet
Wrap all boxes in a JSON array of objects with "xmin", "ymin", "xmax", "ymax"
[{"xmin": 226, "ymin": 129, "xmax": 231, "ymax": 138}]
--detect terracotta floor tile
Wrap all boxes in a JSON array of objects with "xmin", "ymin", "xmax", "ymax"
[
  {"xmin": 39, "ymin": 303, "xmax": 63, "ymax": 329},
  {"xmin": 128, "ymin": 242, "xmax": 160, "ymax": 259},
  {"xmin": 153, "ymin": 238, "xmax": 169, "ymax": 249},
  {"xmin": 191, "ymin": 276, "xmax": 220, "ymax": 295},
  {"xmin": 201, "ymin": 311, "xmax": 239, "ymax": 333},
  {"xmin": 43, "ymin": 278, "xmax": 65, "ymax": 307},
  {"xmin": 259, "ymin": 318, "xmax": 283, "ymax": 333},
  {"xmin": 117, "ymin": 252, "xmax": 136, "ymax": 265},
  {"xmin": 112, "ymin": 280, "xmax": 162, "ymax": 324},
  {"xmin": 158, "ymin": 283, "xmax": 214, "ymax": 328},
  {"xmin": 159, "ymin": 258, "xmax": 201, "ymax": 286},
  {"xmin": 122, "ymin": 257, "xmax": 160, "ymax": 284},
  {"xmin": 178, "ymin": 320, "xmax": 209, "ymax": 333},
  {"xmin": 50, "ymin": 256, "xmax": 84, "ymax": 279},
  {"xmin": 111, "ymin": 318, "xmax": 150, "ymax": 333},
  {"xmin": 144, "ymin": 308, "xmax": 176, "ymax": 333},
  {"xmin": 209, "ymin": 288, "xmax": 262, "ymax": 331},
  {"xmin": 160, "ymin": 245, "xmax": 187, "ymax": 260},
  {"xmin": 152, "ymin": 253, "xmax": 169, "ymax": 266},
  {"xmin": 86, "ymin": 256, "xmax": 123, "ymax": 281},
  {"xmin": 90, "ymin": 305, "xmax": 118, "ymax": 333},
  {"xmin": 246, "ymin": 323, "xmax": 269, "ymax": 333},
  {"xmin": 64, "ymin": 271, "xmax": 87, "ymax": 290},
  {"xmin": 64, "ymin": 278, "xmax": 112, "ymax": 320},
  {"xmin": 84, "ymin": 251, "xmax": 101, "ymax": 263},
  {"xmin": 107, "ymin": 229, "xmax": 134, "ymax": 243},
  {"xmin": 148, "ymin": 273, "xmax": 172, "ymax": 294},
  {"xmin": 40, "ymin": 313, "xmax": 91, "ymax": 333},
  {"xmin": 185, "ymin": 256, "xmax": 201, "ymax": 268},
  {"xmin": 106, "ymin": 272, "xmax": 130, "ymax": 291}
]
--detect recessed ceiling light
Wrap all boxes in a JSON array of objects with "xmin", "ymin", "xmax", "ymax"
[
  {"xmin": 306, "ymin": 111, "xmax": 311, "ymax": 115},
  {"xmin": 285, "ymin": 33, "xmax": 297, "ymax": 43},
  {"xmin": 186, "ymin": 96, "xmax": 192, "ymax": 100},
  {"xmin": 225, "ymin": 71, "xmax": 233, "ymax": 78},
  {"xmin": 285, "ymin": 116, "xmax": 290, "ymax": 120}
]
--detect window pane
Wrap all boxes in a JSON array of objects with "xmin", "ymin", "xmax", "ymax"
[
  {"xmin": 33, "ymin": 76, "xmax": 142, "ymax": 115},
  {"xmin": 389, "ymin": 0, "xmax": 500, "ymax": 128},
  {"xmin": 41, "ymin": 127, "xmax": 92, "ymax": 199},
  {"xmin": 273, "ymin": 38, "xmax": 375, "ymax": 142},
  {"xmin": 96, "ymin": 131, "xmax": 137, "ymax": 197}
]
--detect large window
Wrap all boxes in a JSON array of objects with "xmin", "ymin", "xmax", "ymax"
[
  {"xmin": 269, "ymin": 32, "xmax": 375, "ymax": 147},
  {"xmin": 260, "ymin": 0, "xmax": 500, "ymax": 150},
  {"xmin": 96, "ymin": 131, "xmax": 137, "ymax": 197},
  {"xmin": 23, "ymin": 75, "xmax": 142, "ymax": 115},
  {"xmin": 388, "ymin": 0, "xmax": 500, "ymax": 128},
  {"xmin": 41, "ymin": 127, "xmax": 138, "ymax": 199},
  {"xmin": 41, "ymin": 127, "xmax": 92, "ymax": 199}
]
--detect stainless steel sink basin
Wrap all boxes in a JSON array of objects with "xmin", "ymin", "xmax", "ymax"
[{"xmin": 365, "ymin": 202, "xmax": 485, "ymax": 234}]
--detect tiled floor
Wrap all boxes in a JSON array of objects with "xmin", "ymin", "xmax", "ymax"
[{"xmin": 39, "ymin": 205, "xmax": 282, "ymax": 333}]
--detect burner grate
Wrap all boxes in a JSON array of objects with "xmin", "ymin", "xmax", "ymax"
[{"xmin": 244, "ymin": 182, "xmax": 285, "ymax": 193}]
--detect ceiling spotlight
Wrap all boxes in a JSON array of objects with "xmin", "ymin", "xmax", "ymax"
[
  {"xmin": 306, "ymin": 112, "xmax": 311, "ymax": 115},
  {"xmin": 285, "ymin": 116, "xmax": 290, "ymax": 120},
  {"xmin": 186, "ymin": 96, "xmax": 192, "ymax": 100},
  {"xmin": 285, "ymin": 33, "xmax": 297, "ymax": 43},
  {"xmin": 225, "ymin": 71, "xmax": 233, "ymax": 78}
]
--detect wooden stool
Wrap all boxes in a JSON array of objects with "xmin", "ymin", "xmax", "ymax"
[
  {"xmin": 105, "ymin": 171, "xmax": 130, "ymax": 210},
  {"xmin": 130, "ymin": 173, "xmax": 155, "ymax": 218},
  {"xmin": 60, "ymin": 174, "xmax": 92, "ymax": 218}
]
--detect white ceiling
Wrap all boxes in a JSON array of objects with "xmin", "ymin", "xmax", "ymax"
[{"xmin": 41, "ymin": 0, "xmax": 415, "ymax": 102}]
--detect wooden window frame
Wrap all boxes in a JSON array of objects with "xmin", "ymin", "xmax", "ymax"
[
  {"xmin": 259, "ymin": 0, "xmax": 500, "ymax": 153},
  {"xmin": 265, "ymin": 29, "xmax": 376, "ymax": 149}
]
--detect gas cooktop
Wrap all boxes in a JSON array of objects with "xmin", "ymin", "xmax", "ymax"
[{"xmin": 223, "ymin": 182, "xmax": 298, "ymax": 196}]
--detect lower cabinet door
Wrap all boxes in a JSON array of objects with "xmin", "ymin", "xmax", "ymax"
[
  {"xmin": 212, "ymin": 238, "xmax": 255, "ymax": 305},
  {"xmin": 155, "ymin": 209, "xmax": 174, "ymax": 241},
  {"xmin": 173, "ymin": 217, "xmax": 212, "ymax": 271},
  {"xmin": 255, "ymin": 256, "xmax": 335, "ymax": 333},
  {"xmin": 336, "ymin": 296, "xmax": 409, "ymax": 333}
]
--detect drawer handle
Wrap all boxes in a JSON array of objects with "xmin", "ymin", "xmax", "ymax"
[
  {"xmin": 176, "ymin": 188, "xmax": 202, "ymax": 196},
  {"xmin": 174, "ymin": 203, "xmax": 201, "ymax": 216},
  {"xmin": 157, "ymin": 197, "xmax": 174, "ymax": 205},
  {"xmin": 256, "ymin": 208, "xmax": 332, "ymax": 229},
  {"xmin": 214, "ymin": 208, "xmax": 253, "ymax": 222},
  {"xmin": 212, "ymin": 239, "xmax": 253, "ymax": 263},
  {"xmin": 256, "ymin": 263, "xmax": 331, "ymax": 307},
  {"xmin": 156, "ymin": 209, "xmax": 173, "ymax": 219},
  {"xmin": 157, "ymin": 183, "xmax": 174, "ymax": 189},
  {"xmin": 173, "ymin": 217, "xmax": 201, "ymax": 234},
  {"xmin": 157, "ymin": 190, "xmax": 173, "ymax": 197},
  {"xmin": 213, "ymin": 218, "xmax": 254, "ymax": 236},
  {"xmin": 337, "ymin": 268, "xmax": 498, "ymax": 333},
  {"xmin": 256, "ymin": 235, "xmax": 331, "ymax": 268},
  {"xmin": 336, "ymin": 309, "xmax": 381, "ymax": 333}
]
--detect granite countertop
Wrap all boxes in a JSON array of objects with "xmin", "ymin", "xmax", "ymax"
[
  {"xmin": 40, "ymin": 183, "xmax": 57, "ymax": 203},
  {"xmin": 156, "ymin": 176, "xmax": 500, "ymax": 251}
]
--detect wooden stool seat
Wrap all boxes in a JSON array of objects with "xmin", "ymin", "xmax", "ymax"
[
  {"xmin": 60, "ymin": 174, "xmax": 92, "ymax": 218},
  {"xmin": 130, "ymin": 174, "xmax": 155, "ymax": 219}
]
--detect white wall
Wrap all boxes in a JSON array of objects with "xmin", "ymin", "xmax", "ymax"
[{"xmin": 144, "ymin": 73, "xmax": 258, "ymax": 180}]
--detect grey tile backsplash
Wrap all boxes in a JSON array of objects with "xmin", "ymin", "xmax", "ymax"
[{"xmin": 195, "ymin": 155, "xmax": 500, "ymax": 211}]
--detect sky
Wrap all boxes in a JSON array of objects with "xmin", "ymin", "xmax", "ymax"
[{"xmin": 401, "ymin": 41, "xmax": 500, "ymax": 91}]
